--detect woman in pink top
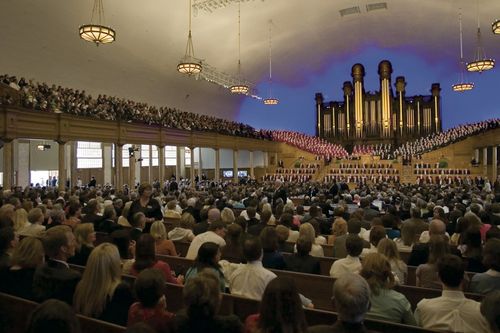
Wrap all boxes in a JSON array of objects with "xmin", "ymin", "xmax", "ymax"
[{"xmin": 130, "ymin": 234, "xmax": 180, "ymax": 285}]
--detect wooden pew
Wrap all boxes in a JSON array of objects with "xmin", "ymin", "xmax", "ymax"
[
  {"xmin": 66, "ymin": 266, "xmax": 439, "ymax": 333},
  {"xmin": 0, "ymin": 292, "xmax": 126, "ymax": 333}
]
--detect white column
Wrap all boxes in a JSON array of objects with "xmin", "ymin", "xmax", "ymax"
[
  {"xmin": 3, "ymin": 140, "xmax": 13, "ymax": 189},
  {"xmin": 214, "ymin": 148, "xmax": 220, "ymax": 182},
  {"xmin": 175, "ymin": 146, "xmax": 182, "ymax": 182},
  {"xmin": 249, "ymin": 150, "xmax": 254, "ymax": 179},
  {"xmin": 103, "ymin": 143, "xmax": 112, "ymax": 186},
  {"xmin": 198, "ymin": 148, "xmax": 202, "ymax": 180},
  {"xmin": 158, "ymin": 145, "xmax": 165, "ymax": 183},
  {"xmin": 135, "ymin": 145, "xmax": 141, "ymax": 185},
  {"xmin": 65, "ymin": 143, "xmax": 72, "ymax": 187},
  {"xmin": 148, "ymin": 145, "xmax": 152, "ymax": 184},
  {"xmin": 17, "ymin": 140, "xmax": 30, "ymax": 187},
  {"xmin": 115, "ymin": 144, "xmax": 123, "ymax": 189},
  {"xmin": 57, "ymin": 141, "xmax": 66, "ymax": 191},
  {"xmin": 483, "ymin": 147, "xmax": 488, "ymax": 168},
  {"xmin": 474, "ymin": 149, "xmax": 480, "ymax": 163},
  {"xmin": 233, "ymin": 149, "xmax": 238, "ymax": 183},
  {"xmin": 190, "ymin": 147, "xmax": 195, "ymax": 187}
]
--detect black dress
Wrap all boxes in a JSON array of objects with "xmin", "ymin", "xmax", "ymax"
[
  {"xmin": 68, "ymin": 245, "xmax": 93, "ymax": 266},
  {"xmin": 173, "ymin": 311, "xmax": 242, "ymax": 333},
  {"xmin": 128, "ymin": 199, "xmax": 163, "ymax": 233},
  {"xmin": 98, "ymin": 282, "xmax": 134, "ymax": 326}
]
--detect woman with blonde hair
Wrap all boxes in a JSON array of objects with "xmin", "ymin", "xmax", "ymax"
[
  {"xmin": 118, "ymin": 202, "xmax": 132, "ymax": 228},
  {"xmin": 360, "ymin": 253, "xmax": 416, "ymax": 325},
  {"xmin": 296, "ymin": 223, "xmax": 324, "ymax": 257},
  {"xmin": 0, "ymin": 236, "xmax": 44, "ymax": 300},
  {"xmin": 13, "ymin": 208, "xmax": 29, "ymax": 232},
  {"xmin": 327, "ymin": 217, "xmax": 347, "ymax": 245},
  {"xmin": 73, "ymin": 243, "xmax": 133, "ymax": 325},
  {"xmin": 150, "ymin": 221, "xmax": 177, "ymax": 256},
  {"xmin": 168, "ymin": 212, "xmax": 195, "ymax": 242},
  {"xmin": 377, "ymin": 238, "xmax": 407, "ymax": 284},
  {"xmin": 18, "ymin": 208, "xmax": 46, "ymax": 237},
  {"xmin": 221, "ymin": 207, "xmax": 235, "ymax": 225},
  {"xmin": 68, "ymin": 223, "xmax": 95, "ymax": 266}
]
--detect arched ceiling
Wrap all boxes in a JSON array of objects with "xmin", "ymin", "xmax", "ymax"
[{"xmin": 0, "ymin": 0, "xmax": 499, "ymax": 131}]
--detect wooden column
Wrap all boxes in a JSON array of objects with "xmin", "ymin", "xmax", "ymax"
[
  {"xmin": 3, "ymin": 140, "xmax": 13, "ymax": 189},
  {"xmin": 158, "ymin": 145, "xmax": 165, "ymax": 183},
  {"xmin": 233, "ymin": 149, "xmax": 238, "ymax": 184}
]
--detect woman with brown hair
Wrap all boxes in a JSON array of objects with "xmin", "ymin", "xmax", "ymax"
[
  {"xmin": 416, "ymin": 235, "xmax": 450, "ymax": 288},
  {"xmin": 244, "ymin": 277, "xmax": 308, "ymax": 333},
  {"xmin": 377, "ymin": 238, "xmax": 408, "ymax": 284},
  {"xmin": 327, "ymin": 217, "xmax": 347, "ymax": 245},
  {"xmin": 360, "ymin": 253, "xmax": 416, "ymax": 325}
]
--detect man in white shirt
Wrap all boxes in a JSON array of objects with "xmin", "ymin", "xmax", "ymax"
[
  {"xmin": 229, "ymin": 237, "xmax": 276, "ymax": 300},
  {"xmin": 185, "ymin": 220, "xmax": 226, "ymax": 260},
  {"xmin": 329, "ymin": 234, "xmax": 363, "ymax": 278},
  {"xmin": 415, "ymin": 254, "xmax": 490, "ymax": 333}
]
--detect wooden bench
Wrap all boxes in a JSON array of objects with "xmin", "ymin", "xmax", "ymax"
[
  {"xmin": 67, "ymin": 265, "xmax": 439, "ymax": 333},
  {"xmin": 0, "ymin": 292, "xmax": 126, "ymax": 333}
]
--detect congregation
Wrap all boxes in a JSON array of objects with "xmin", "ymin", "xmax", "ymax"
[{"xmin": 0, "ymin": 175, "xmax": 499, "ymax": 332}]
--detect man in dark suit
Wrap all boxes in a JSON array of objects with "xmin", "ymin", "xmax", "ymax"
[
  {"xmin": 129, "ymin": 211, "xmax": 146, "ymax": 242},
  {"xmin": 81, "ymin": 198, "xmax": 104, "ymax": 228},
  {"xmin": 360, "ymin": 197, "xmax": 379, "ymax": 221},
  {"xmin": 32, "ymin": 225, "xmax": 81, "ymax": 305},
  {"xmin": 333, "ymin": 218, "xmax": 370, "ymax": 258},
  {"xmin": 248, "ymin": 210, "xmax": 272, "ymax": 237},
  {"xmin": 284, "ymin": 237, "xmax": 320, "ymax": 274},
  {"xmin": 273, "ymin": 180, "xmax": 287, "ymax": 207}
]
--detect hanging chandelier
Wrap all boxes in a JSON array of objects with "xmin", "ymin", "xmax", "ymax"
[
  {"xmin": 466, "ymin": 1, "xmax": 495, "ymax": 73},
  {"xmin": 492, "ymin": 20, "xmax": 500, "ymax": 34},
  {"xmin": 263, "ymin": 20, "xmax": 279, "ymax": 105},
  {"xmin": 229, "ymin": 1, "xmax": 249, "ymax": 95},
  {"xmin": 178, "ymin": 0, "xmax": 202, "ymax": 75},
  {"xmin": 79, "ymin": 0, "xmax": 115, "ymax": 45},
  {"xmin": 452, "ymin": 11, "xmax": 474, "ymax": 92}
]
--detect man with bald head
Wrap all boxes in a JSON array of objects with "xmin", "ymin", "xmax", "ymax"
[{"xmin": 408, "ymin": 219, "xmax": 456, "ymax": 266}]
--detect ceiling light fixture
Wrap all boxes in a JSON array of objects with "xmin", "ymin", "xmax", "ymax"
[
  {"xmin": 452, "ymin": 11, "xmax": 474, "ymax": 92},
  {"xmin": 79, "ymin": 0, "xmax": 115, "ymax": 46},
  {"xmin": 263, "ymin": 20, "xmax": 279, "ymax": 105},
  {"xmin": 229, "ymin": 1, "xmax": 249, "ymax": 95},
  {"xmin": 492, "ymin": 19, "xmax": 500, "ymax": 35},
  {"xmin": 177, "ymin": 0, "xmax": 202, "ymax": 75},
  {"xmin": 466, "ymin": 0, "xmax": 495, "ymax": 73}
]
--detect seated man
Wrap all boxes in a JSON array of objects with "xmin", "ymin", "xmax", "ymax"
[
  {"xmin": 309, "ymin": 273, "xmax": 372, "ymax": 333},
  {"xmin": 415, "ymin": 254, "xmax": 490, "ymax": 333},
  {"xmin": 329, "ymin": 235, "xmax": 363, "ymax": 279},
  {"xmin": 284, "ymin": 236, "xmax": 320, "ymax": 275},
  {"xmin": 32, "ymin": 225, "xmax": 81, "ymax": 305},
  {"xmin": 186, "ymin": 220, "xmax": 226, "ymax": 260},
  {"xmin": 470, "ymin": 238, "xmax": 500, "ymax": 294},
  {"xmin": 229, "ymin": 237, "xmax": 276, "ymax": 300},
  {"xmin": 480, "ymin": 290, "xmax": 500, "ymax": 333}
]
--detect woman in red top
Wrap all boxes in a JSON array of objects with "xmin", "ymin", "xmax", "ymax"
[
  {"xmin": 128, "ymin": 268, "xmax": 174, "ymax": 333},
  {"xmin": 130, "ymin": 234, "xmax": 180, "ymax": 285}
]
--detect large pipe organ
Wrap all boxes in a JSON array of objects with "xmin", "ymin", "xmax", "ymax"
[{"xmin": 315, "ymin": 60, "xmax": 442, "ymax": 147}]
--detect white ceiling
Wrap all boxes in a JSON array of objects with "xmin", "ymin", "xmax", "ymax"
[{"xmin": 0, "ymin": 0, "xmax": 499, "ymax": 124}]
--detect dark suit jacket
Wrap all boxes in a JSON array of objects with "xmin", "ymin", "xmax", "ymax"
[
  {"xmin": 183, "ymin": 206, "xmax": 201, "ymax": 223},
  {"xmin": 81, "ymin": 213, "xmax": 105, "ymax": 228},
  {"xmin": 273, "ymin": 187, "xmax": 287, "ymax": 206},
  {"xmin": 284, "ymin": 254, "xmax": 321, "ymax": 274},
  {"xmin": 32, "ymin": 259, "xmax": 81, "ymax": 305},
  {"xmin": 247, "ymin": 223, "xmax": 267, "ymax": 237},
  {"xmin": 129, "ymin": 228, "xmax": 144, "ymax": 243},
  {"xmin": 408, "ymin": 243, "xmax": 461, "ymax": 266},
  {"xmin": 0, "ymin": 267, "xmax": 37, "ymax": 300},
  {"xmin": 333, "ymin": 234, "xmax": 370, "ymax": 259},
  {"xmin": 193, "ymin": 221, "xmax": 209, "ymax": 236}
]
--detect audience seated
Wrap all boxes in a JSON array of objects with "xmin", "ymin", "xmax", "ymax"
[
  {"xmin": 260, "ymin": 226, "xmax": 286, "ymax": 270},
  {"xmin": 25, "ymin": 299, "xmax": 81, "ymax": 333},
  {"xmin": 167, "ymin": 213, "xmax": 195, "ymax": 242},
  {"xmin": 229, "ymin": 237, "xmax": 276, "ymax": 300},
  {"xmin": 127, "ymin": 268, "xmax": 174, "ymax": 333},
  {"xmin": 284, "ymin": 236, "xmax": 320, "ymax": 275},
  {"xmin": 0, "ymin": 227, "xmax": 17, "ymax": 269},
  {"xmin": 415, "ymin": 254, "xmax": 490, "ymax": 332},
  {"xmin": 360, "ymin": 253, "xmax": 416, "ymax": 325},
  {"xmin": 377, "ymin": 238, "xmax": 407, "ymax": 284},
  {"xmin": 150, "ymin": 221, "xmax": 177, "ymax": 257},
  {"xmin": 470, "ymin": 239, "xmax": 500, "ymax": 294},
  {"xmin": 185, "ymin": 242, "xmax": 226, "ymax": 292},
  {"xmin": 32, "ymin": 225, "xmax": 81, "ymax": 305},
  {"xmin": 185, "ymin": 219, "xmax": 226, "ymax": 260},
  {"xmin": 309, "ymin": 273, "xmax": 372, "ymax": 333},
  {"xmin": 244, "ymin": 277, "xmax": 308, "ymax": 333},
  {"xmin": 329, "ymin": 234, "xmax": 363, "ymax": 278},
  {"xmin": 0, "ymin": 236, "xmax": 44, "ymax": 300},
  {"xmin": 73, "ymin": 243, "xmax": 134, "ymax": 326},
  {"xmin": 173, "ymin": 270, "xmax": 242, "ymax": 333},
  {"xmin": 480, "ymin": 290, "xmax": 500, "ymax": 333},
  {"xmin": 68, "ymin": 223, "xmax": 95, "ymax": 266},
  {"xmin": 416, "ymin": 235, "xmax": 450, "ymax": 289}
]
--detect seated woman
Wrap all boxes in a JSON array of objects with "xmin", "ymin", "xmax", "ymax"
[
  {"xmin": 244, "ymin": 277, "xmax": 308, "ymax": 333},
  {"xmin": 360, "ymin": 253, "xmax": 416, "ymax": 325},
  {"xmin": 260, "ymin": 226, "xmax": 286, "ymax": 270},
  {"xmin": 295, "ymin": 223, "xmax": 324, "ymax": 257},
  {"xmin": 128, "ymin": 268, "xmax": 174, "ymax": 333},
  {"xmin": 130, "ymin": 234, "xmax": 180, "ymax": 284},
  {"xmin": 185, "ymin": 242, "xmax": 225, "ymax": 292},
  {"xmin": 377, "ymin": 238, "xmax": 407, "ymax": 284},
  {"xmin": 416, "ymin": 235, "xmax": 450, "ymax": 289},
  {"xmin": 470, "ymin": 238, "xmax": 500, "ymax": 294},
  {"xmin": 111, "ymin": 229, "xmax": 136, "ymax": 274},
  {"xmin": 17, "ymin": 208, "xmax": 46, "ymax": 237},
  {"xmin": 150, "ymin": 221, "xmax": 177, "ymax": 256},
  {"xmin": 0, "ymin": 236, "xmax": 44, "ymax": 300},
  {"xmin": 167, "ymin": 213, "xmax": 195, "ymax": 242},
  {"xmin": 73, "ymin": 243, "xmax": 134, "ymax": 326},
  {"xmin": 221, "ymin": 223, "xmax": 244, "ymax": 263},
  {"xmin": 68, "ymin": 223, "xmax": 95, "ymax": 266},
  {"xmin": 327, "ymin": 217, "xmax": 347, "ymax": 246},
  {"xmin": 173, "ymin": 270, "xmax": 242, "ymax": 333}
]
